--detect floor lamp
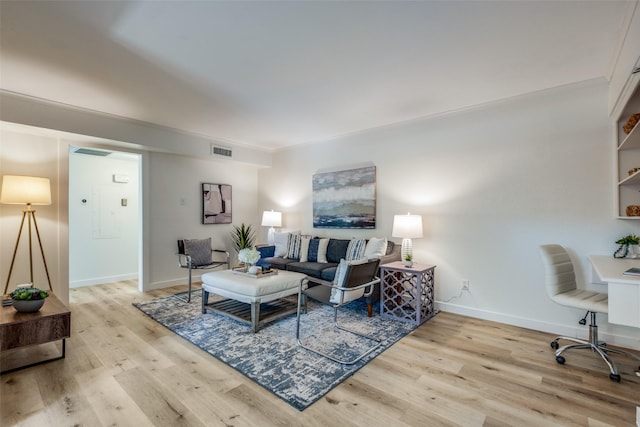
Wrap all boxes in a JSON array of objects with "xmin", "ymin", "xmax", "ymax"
[{"xmin": 1, "ymin": 175, "xmax": 53, "ymax": 294}]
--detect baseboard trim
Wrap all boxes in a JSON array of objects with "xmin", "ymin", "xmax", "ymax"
[
  {"xmin": 70, "ymin": 273, "xmax": 137, "ymax": 288},
  {"xmin": 437, "ymin": 301, "xmax": 640, "ymax": 351}
]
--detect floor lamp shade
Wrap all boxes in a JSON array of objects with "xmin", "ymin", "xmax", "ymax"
[
  {"xmin": 1, "ymin": 175, "xmax": 52, "ymax": 205},
  {"xmin": 1, "ymin": 175, "xmax": 53, "ymax": 294},
  {"xmin": 262, "ymin": 210, "xmax": 282, "ymax": 246},
  {"xmin": 392, "ymin": 214, "xmax": 423, "ymax": 261}
]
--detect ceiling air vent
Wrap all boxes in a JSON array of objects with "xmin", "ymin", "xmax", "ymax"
[
  {"xmin": 211, "ymin": 144, "xmax": 232, "ymax": 158},
  {"xmin": 71, "ymin": 147, "xmax": 111, "ymax": 156}
]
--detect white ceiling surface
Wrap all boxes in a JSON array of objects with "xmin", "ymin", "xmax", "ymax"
[{"xmin": 0, "ymin": 1, "xmax": 632, "ymax": 151}]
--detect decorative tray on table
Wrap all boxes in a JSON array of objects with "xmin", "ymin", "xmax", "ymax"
[{"xmin": 232, "ymin": 267, "xmax": 279, "ymax": 279}]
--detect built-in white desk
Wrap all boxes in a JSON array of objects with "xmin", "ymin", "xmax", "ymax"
[{"xmin": 588, "ymin": 255, "xmax": 640, "ymax": 328}]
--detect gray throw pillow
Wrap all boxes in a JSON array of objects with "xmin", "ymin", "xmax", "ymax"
[{"xmin": 184, "ymin": 238, "xmax": 213, "ymax": 266}]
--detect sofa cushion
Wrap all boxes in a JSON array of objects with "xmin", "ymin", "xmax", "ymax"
[
  {"xmin": 326, "ymin": 239, "xmax": 350, "ymax": 263},
  {"xmin": 285, "ymin": 233, "xmax": 302, "ymax": 259},
  {"xmin": 273, "ymin": 232, "xmax": 290, "ymax": 257},
  {"xmin": 286, "ymin": 261, "xmax": 338, "ymax": 278},
  {"xmin": 299, "ymin": 236, "xmax": 311, "ymax": 262},
  {"xmin": 364, "ymin": 237, "xmax": 388, "ymax": 259},
  {"xmin": 385, "ymin": 240, "xmax": 396, "ymax": 255},
  {"xmin": 256, "ymin": 245, "xmax": 275, "ymax": 267},
  {"xmin": 345, "ymin": 238, "xmax": 366, "ymax": 261},
  {"xmin": 263, "ymin": 257, "xmax": 297, "ymax": 270},
  {"xmin": 320, "ymin": 266, "xmax": 338, "ymax": 281},
  {"xmin": 308, "ymin": 238, "xmax": 330, "ymax": 262}
]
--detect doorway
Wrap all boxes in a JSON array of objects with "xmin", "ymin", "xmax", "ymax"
[{"xmin": 68, "ymin": 147, "xmax": 141, "ymax": 288}]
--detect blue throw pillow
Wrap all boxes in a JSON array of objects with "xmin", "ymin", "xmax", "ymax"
[{"xmin": 308, "ymin": 238, "xmax": 320, "ymax": 262}]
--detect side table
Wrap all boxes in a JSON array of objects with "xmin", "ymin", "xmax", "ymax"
[
  {"xmin": 1, "ymin": 294, "xmax": 71, "ymax": 375},
  {"xmin": 380, "ymin": 261, "xmax": 436, "ymax": 326}
]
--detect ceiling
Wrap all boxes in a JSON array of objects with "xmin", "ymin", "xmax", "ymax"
[{"xmin": 0, "ymin": 1, "xmax": 633, "ymax": 151}]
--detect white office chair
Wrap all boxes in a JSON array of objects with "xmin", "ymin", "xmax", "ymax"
[{"xmin": 538, "ymin": 244, "xmax": 640, "ymax": 381}]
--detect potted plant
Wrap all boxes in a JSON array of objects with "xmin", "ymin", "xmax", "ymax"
[
  {"xmin": 403, "ymin": 253, "xmax": 413, "ymax": 267},
  {"xmin": 614, "ymin": 234, "xmax": 640, "ymax": 258},
  {"xmin": 230, "ymin": 223, "xmax": 256, "ymax": 252},
  {"xmin": 10, "ymin": 287, "xmax": 49, "ymax": 313}
]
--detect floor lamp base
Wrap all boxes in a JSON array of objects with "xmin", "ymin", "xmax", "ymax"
[{"xmin": 3, "ymin": 208, "xmax": 52, "ymax": 295}]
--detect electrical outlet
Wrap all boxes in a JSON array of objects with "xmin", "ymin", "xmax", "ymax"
[{"xmin": 462, "ymin": 280, "xmax": 470, "ymax": 291}]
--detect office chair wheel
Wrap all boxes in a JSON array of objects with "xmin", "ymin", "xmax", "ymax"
[
  {"xmin": 556, "ymin": 355, "xmax": 565, "ymax": 364},
  {"xmin": 609, "ymin": 373, "xmax": 620, "ymax": 382},
  {"xmin": 550, "ymin": 341, "xmax": 559, "ymax": 350}
]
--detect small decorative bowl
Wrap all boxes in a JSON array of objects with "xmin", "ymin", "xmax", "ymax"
[{"xmin": 12, "ymin": 298, "xmax": 45, "ymax": 313}]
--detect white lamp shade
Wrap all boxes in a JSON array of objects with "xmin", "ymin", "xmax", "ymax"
[
  {"xmin": 0, "ymin": 175, "xmax": 52, "ymax": 205},
  {"xmin": 261, "ymin": 210, "xmax": 282, "ymax": 227},
  {"xmin": 392, "ymin": 214, "xmax": 423, "ymax": 238}
]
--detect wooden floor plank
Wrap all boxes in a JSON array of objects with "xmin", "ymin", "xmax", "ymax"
[{"xmin": 2, "ymin": 280, "xmax": 638, "ymax": 427}]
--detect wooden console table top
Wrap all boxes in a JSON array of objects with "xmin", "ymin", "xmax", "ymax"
[{"xmin": 1, "ymin": 294, "xmax": 71, "ymax": 351}]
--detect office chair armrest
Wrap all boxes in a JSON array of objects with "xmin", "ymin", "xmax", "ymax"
[
  {"xmin": 177, "ymin": 253, "xmax": 192, "ymax": 268},
  {"xmin": 337, "ymin": 277, "xmax": 380, "ymax": 297},
  {"xmin": 311, "ymin": 277, "xmax": 381, "ymax": 296},
  {"xmin": 212, "ymin": 249, "xmax": 230, "ymax": 267}
]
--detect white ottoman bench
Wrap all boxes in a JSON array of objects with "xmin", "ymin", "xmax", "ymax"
[{"xmin": 201, "ymin": 269, "xmax": 307, "ymax": 332}]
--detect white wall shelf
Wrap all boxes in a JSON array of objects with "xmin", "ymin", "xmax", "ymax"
[{"xmin": 615, "ymin": 73, "xmax": 640, "ymax": 219}]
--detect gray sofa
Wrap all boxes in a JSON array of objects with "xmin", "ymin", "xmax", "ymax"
[{"xmin": 257, "ymin": 237, "xmax": 400, "ymax": 316}]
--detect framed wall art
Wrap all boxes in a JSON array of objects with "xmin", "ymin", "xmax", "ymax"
[
  {"xmin": 202, "ymin": 183, "xmax": 232, "ymax": 224},
  {"xmin": 312, "ymin": 165, "xmax": 376, "ymax": 229}
]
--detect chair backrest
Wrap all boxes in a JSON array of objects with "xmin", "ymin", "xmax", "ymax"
[
  {"xmin": 538, "ymin": 244, "xmax": 578, "ymax": 298},
  {"xmin": 180, "ymin": 238, "xmax": 213, "ymax": 266},
  {"xmin": 342, "ymin": 259, "xmax": 380, "ymax": 289}
]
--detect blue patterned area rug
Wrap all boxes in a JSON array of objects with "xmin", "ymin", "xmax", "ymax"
[{"xmin": 133, "ymin": 294, "xmax": 417, "ymax": 410}]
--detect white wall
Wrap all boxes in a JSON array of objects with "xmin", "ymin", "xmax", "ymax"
[
  {"xmin": 146, "ymin": 152, "xmax": 259, "ymax": 289},
  {"xmin": 0, "ymin": 125, "xmax": 69, "ymax": 303},
  {"xmin": 69, "ymin": 151, "xmax": 139, "ymax": 287},
  {"xmin": 259, "ymin": 80, "xmax": 640, "ymax": 349},
  {"xmin": 0, "ymin": 120, "xmax": 263, "ymax": 302}
]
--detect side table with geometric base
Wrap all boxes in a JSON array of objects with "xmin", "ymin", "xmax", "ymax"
[
  {"xmin": 1, "ymin": 294, "xmax": 71, "ymax": 375},
  {"xmin": 380, "ymin": 261, "xmax": 436, "ymax": 326}
]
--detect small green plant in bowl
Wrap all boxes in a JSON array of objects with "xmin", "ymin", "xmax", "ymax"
[
  {"xmin": 10, "ymin": 287, "xmax": 49, "ymax": 313},
  {"xmin": 403, "ymin": 253, "xmax": 413, "ymax": 267}
]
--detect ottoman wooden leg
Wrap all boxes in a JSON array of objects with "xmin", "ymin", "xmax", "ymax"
[
  {"xmin": 202, "ymin": 289, "xmax": 209, "ymax": 314},
  {"xmin": 251, "ymin": 302, "xmax": 260, "ymax": 333}
]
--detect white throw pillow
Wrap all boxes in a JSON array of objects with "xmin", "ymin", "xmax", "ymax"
[
  {"xmin": 299, "ymin": 236, "xmax": 311, "ymax": 262},
  {"xmin": 330, "ymin": 258, "xmax": 368, "ymax": 304},
  {"xmin": 317, "ymin": 238, "xmax": 330, "ymax": 263},
  {"xmin": 364, "ymin": 237, "xmax": 388, "ymax": 259},
  {"xmin": 273, "ymin": 232, "xmax": 290, "ymax": 257}
]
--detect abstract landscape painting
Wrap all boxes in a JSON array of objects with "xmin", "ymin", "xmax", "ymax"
[{"xmin": 313, "ymin": 166, "xmax": 376, "ymax": 229}]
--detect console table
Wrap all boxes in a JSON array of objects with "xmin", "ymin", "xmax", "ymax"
[
  {"xmin": 380, "ymin": 261, "xmax": 436, "ymax": 326},
  {"xmin": 1, "ymin": 294, "xmax": 71, "ymax": 375}
]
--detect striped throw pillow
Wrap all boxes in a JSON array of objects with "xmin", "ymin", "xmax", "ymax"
[
  {"xmin": 345, "ymin": 239, "xmax": 366, "ymax": 261},
  {"xmin": 285, "ymin": 233, "xmax": 302, "ymax": 259}
]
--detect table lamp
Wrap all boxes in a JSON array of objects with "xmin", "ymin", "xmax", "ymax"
[
  {"xmin": 392, "ymin": 213, "xmax": 423, "ymax": 261},
  {"xmin": 1, "ymin": 175, "xmax": 53, "ymax": 294},
  {"xmin": 261, "ymin": 210, "xmax": 282, "ymax": 246}
]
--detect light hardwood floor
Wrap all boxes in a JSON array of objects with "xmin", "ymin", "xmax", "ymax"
[{"xmin": 1, "ymin": 280, "xmax": 639, "ymax": 427}]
